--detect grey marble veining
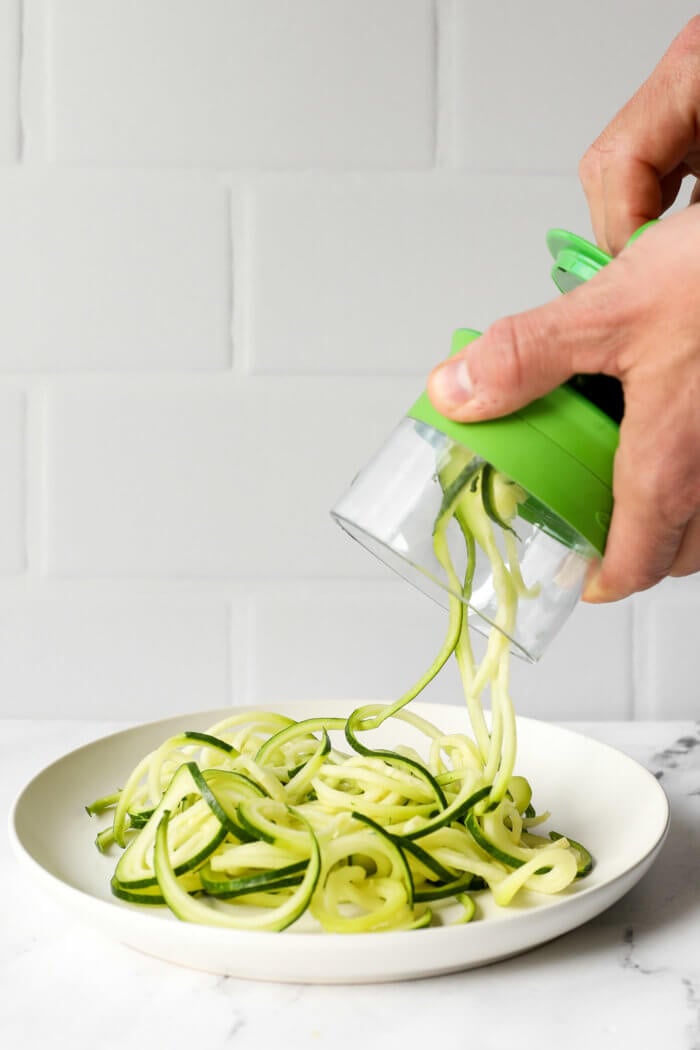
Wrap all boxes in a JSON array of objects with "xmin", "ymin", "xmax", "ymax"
[{"xmin": 2, "ymin": 719, "xmax": 700, "ymax": 1050}]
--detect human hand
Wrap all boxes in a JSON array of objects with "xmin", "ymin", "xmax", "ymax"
[
  {"xmin": 579, "ymin": 15, "xmax": 700, "ymax": 254},
  {"xmin": 427, "ymin": 208, "xmax": 700, "ymax": 603},
  {"xmin": 427, "ymin": 17, "xmax": 700, "ymax": 604}
]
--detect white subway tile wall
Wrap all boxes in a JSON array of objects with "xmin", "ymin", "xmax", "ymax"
[
  {"xmin": 48, "ymin": 0, "xmax": 435, "ymax": 169},
  {"xmin": 0, "ymin": 596, "xmax": 231, "ymax": 719},
  {"xmin": 45, "ymin": 378, "xmax": 416, "ymax": 577},
  {"xmin": 0, "ymin": 1, "xmax": 694, "ymax": 718},
  {"xmin": 0, "ymin": 174, "xmax": 231, "ymax": 370}
]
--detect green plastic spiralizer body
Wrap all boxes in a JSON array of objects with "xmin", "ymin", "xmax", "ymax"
[{"xmin": 332, "ymin": 229, "xmax": 622, "ymax": 661}]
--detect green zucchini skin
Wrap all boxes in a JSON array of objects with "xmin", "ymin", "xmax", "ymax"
[
  {"xmin": 153, "ymin": 807, "xmax": 322, "ymax": 932},
  {"xmin": 111, "ymin": 876, "xmax": 167, "ymax": 906},
  {"xmin": 480, "ymin": 464, "xmax": 518, "ymax": 537},
  {"xmin": 465, "ymin": 810, "xmax": 524, "ymax": 868},
  {"xmin": 549, "ymin": 831, "xmax": 594, "ymax": 878},
  {"xmin": 114, "ymin": 763, "xmax": 229, "ymax": 889},
  {"xmin": 402, "ymin": 785, "xmax": 492, "ymax": 842},
  {"xmin": 351, "ymin": 811, "xmax": 481, "ymax": 904},
  {"xmin": 199, "ymin": 860, "xmax": 307, "ymax": 899},
  {"xmin": 434, "ymin": 459, "xmax": 483, "ymax": 529},
  {"xmin": 344, "ymin": 708, "xmax": 448, "ymax": 811},
  {"xmin": 181, "ymin": 731, "xmax": 239, "ymax": 756},
  {"xmin": 190, "ymin": 766, "xmax": 263, "ymax": 842},
  {"xmin": 413, "ymin": 874, "xmax": 478, "ymax": 903},
  {"xmin": 255, "ymin": 718, "xmax": 344, "ymax": 766}
]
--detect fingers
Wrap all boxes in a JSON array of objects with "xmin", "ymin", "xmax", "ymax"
[
  {"xmin": 583, "ymin": 501, "xmax": 684, "ymax": 603},
  {"xmin": 669, "ymin": 513, "xmax": 700, "ymax": 577},
  {"xmin": 585, "ymin": 479, "xmax": 700, "ymax": 602},
  {"xmin": 582, "ymin": 473, "xmax": 684, "ymax": 604},
  {"xmin": 583, "ymin": 384, "xmax": 700, "ymax": 601},
  {"xmin": 593, "ymin": 153, "xmax": 663, "ymax": 255},
  {"xmin": 580, "ymin": 150, "xmax": 676, "ymax": 254},
  {"xmin": 579, "ymin": 15, "xmax": 700, "ymax": 253},
  {"xmin": 427, "ymin": 268, "xmax": 624, "ymax": 422}
]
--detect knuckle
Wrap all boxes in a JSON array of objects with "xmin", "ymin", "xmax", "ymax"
[
  {"xmin": 577, "ymin": 147, "xmax": 600, "ymax": 190},
  {"xmin": 643, "ymin": 456, "xmax": 700, "ymax": 527},
  {"xmin": 669, "ymin": 514, "xmax": 700, "ymax": 577},
  {"xmin": 481, "ymin": 316, "xmax": 527, "ymax": 393},
  {"xmin": 666, "ymin": 477, "xmax": 700, "ymax": 526},
  {"xmin": 605, "ymin": 564, "xmax": 657, "ymax": 599},
  {"xmin": 563, "ymin": 272, "xmax": 630, "ymax": 376},
  {"xmin": 676, "ymin": 14, "xmax": 700, "ymax": 52},
  {"xmin": 601, "ymin": 523, "xmax": 670, "ymax": 598},
  {"xmin": 624, "ymin": 566, "xmax": 665, "ymax": 596},
  {"xmin": 620, "ymin": 461, "xmax": 669, "ymax": 520},
  {"xmin": 577, "ymin": 152, "xmax": 592, "ymax": 185},
  {"xmin": 621, "ymin": 455, "xmax": 696, "ymax": 541}
]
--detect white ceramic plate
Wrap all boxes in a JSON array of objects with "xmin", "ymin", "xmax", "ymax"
[{"xmin": 9, "ymin": 701, "xmax": 669, "ymax": 984}]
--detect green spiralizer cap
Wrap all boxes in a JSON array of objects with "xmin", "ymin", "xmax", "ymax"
[{"xmin": 408, "ymin": 229, "xmax": 623, "ymax": 554}]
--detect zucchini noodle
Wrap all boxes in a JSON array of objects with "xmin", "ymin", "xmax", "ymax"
[{"xmin": 86, "ymin": 450, "xmax": 592, "ymax": 932}]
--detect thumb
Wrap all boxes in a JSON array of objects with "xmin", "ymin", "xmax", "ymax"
[{"xmin": 427, "ymin": 272, "xmax": 624, "ymax": 422}]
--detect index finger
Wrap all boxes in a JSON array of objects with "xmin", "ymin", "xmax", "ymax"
[{"xmin": 580, "ymin": 16, "xmax": 700, "ymax": 254}]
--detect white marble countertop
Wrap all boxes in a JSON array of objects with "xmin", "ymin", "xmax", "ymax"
[{"xmin": 2, "ymin": 718, "xmax": 699, "ymax": 1050}]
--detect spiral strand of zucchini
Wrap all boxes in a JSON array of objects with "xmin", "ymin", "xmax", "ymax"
[{"xmin": 87, "ymin": 454, "xmax": 591, "ymax": 930}]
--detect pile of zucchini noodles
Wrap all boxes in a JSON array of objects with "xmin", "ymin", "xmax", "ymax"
[{"xmin": 87, "ymin": 445, "xmax": 592, "ymax": 932}]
